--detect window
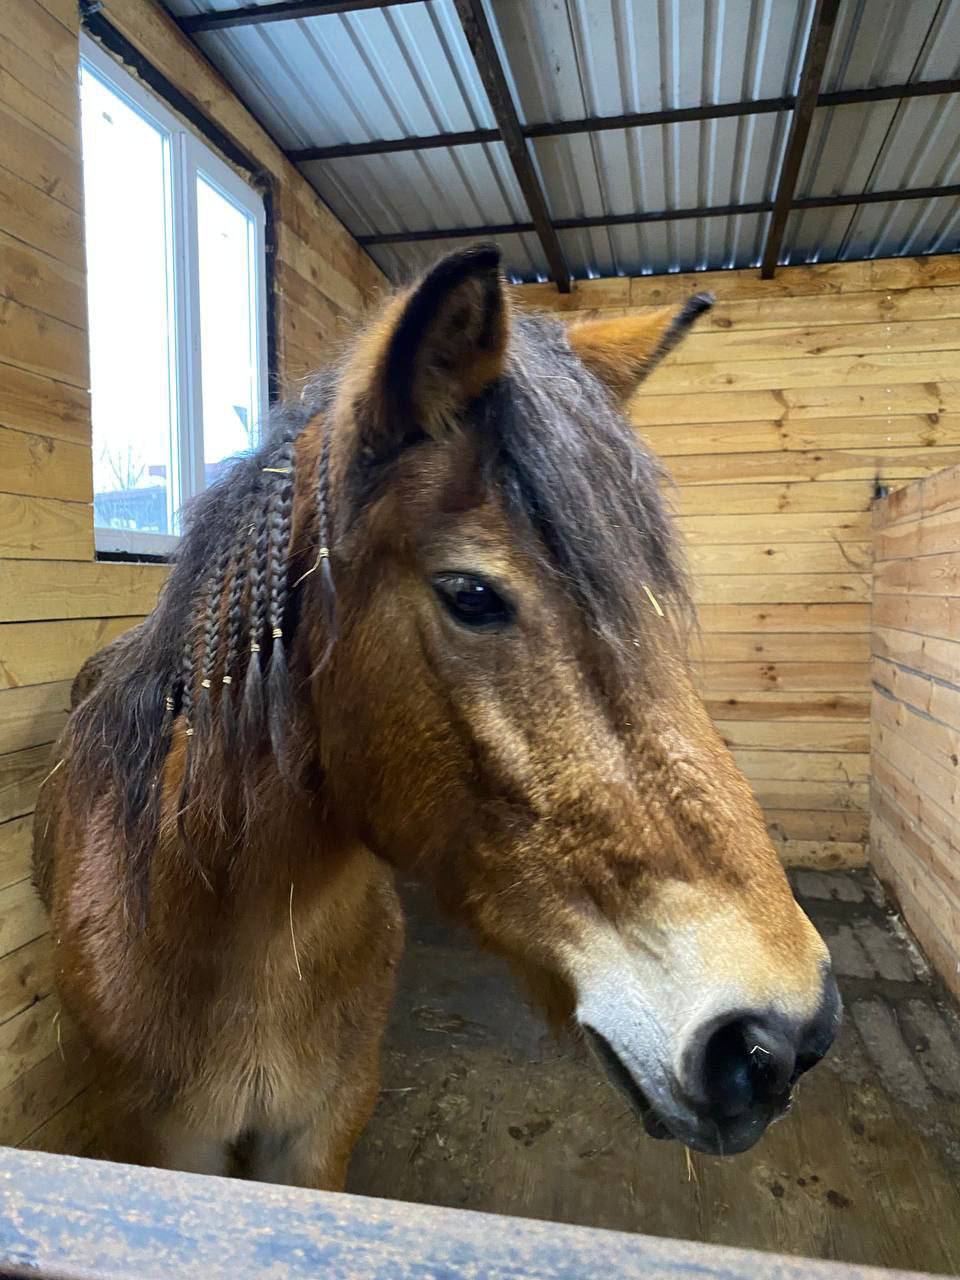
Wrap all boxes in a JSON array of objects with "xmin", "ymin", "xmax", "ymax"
[{"xmin": 79, "ymin": 37, "xmax": 268, "ymax": 557}]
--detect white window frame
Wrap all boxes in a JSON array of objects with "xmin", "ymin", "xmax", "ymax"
[{"xmin": 80, "ymin": 35, "xmax": 269, "ymax": 558}]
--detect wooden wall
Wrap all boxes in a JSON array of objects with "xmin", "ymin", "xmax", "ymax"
[
  {"xmin": 514, "ymin": 254, "xmax": 960, "ymax": 871},
  {"xmin": 0, "ymin": 0, "xmax": 383, "ymax": 1154},
  {"xmin": 870, "ymin": 464, "xmax": 960, "ymax": 1001}
]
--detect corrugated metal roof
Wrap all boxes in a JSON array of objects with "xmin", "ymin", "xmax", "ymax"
[{"xmin": 164, "ymin": 0, "xmax": 960, "ymax": 283}]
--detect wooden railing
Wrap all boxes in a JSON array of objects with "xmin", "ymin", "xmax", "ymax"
[{"xmin": 0, "ymin": 1147, "xmax": 932, "ymax": 1280}]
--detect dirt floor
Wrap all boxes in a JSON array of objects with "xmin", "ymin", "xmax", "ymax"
[{"xmin": 347, "ymin": 870, "xmax": 960, "ymax": 1275}]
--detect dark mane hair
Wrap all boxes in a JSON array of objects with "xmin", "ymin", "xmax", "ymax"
[
  {"xmin": 489, "ymin": 313, "xmax": 690, "ymax": 656},
  {"xmin": 65, "ymin": 310, "xmax": 689, "ymax": 918}
]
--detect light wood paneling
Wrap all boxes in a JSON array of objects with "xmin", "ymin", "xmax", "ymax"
[{"xmin": 870, "ymin": 462, "xmax": 960, "ymax": 1000}]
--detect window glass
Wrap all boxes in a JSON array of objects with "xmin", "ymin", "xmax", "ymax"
[
  {"xmin": 196, "ymin": 174, "xmax": 261, "ymax": 483},
  {"xmin": 80, "ymin": 65, "xmax": 177, "ymax": 537}
]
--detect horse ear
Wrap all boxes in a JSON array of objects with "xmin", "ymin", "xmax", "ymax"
[
  {"xmin": 567, "ymin": 293, "xmax": 714, "ymax": 402},
  {"xmin": 356, "ymin": 243, "xmax": 509, "ymax": 450}
]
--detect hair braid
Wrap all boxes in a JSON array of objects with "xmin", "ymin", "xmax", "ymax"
[
  {"xmin": 239, "ymin": 475, "xmax": 272, "ymax": 755},
  {"xmin": 195, "ymin": 537, "xmax": 231, "ymax": 747},
  {"xmin": 266, "ymin": 438, "xmax": 295, "ymax": 768},
  {"xmin": 313, "ymin": 415, "xmax": 337, "ymax": 669}
]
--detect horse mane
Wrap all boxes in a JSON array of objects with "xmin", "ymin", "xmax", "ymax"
[{"xmin": 63, "ymin": 310, "xmax": 690, "ymax": 918}]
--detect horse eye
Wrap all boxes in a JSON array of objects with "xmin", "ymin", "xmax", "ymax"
[{"xmin": 432, "ymin": 574, "xmax": 513, "ymax": 629}]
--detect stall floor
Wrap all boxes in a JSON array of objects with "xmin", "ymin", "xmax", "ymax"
[{"xmin": 347, "ymin": 870, "xmax": 960, "ymax": 1274}]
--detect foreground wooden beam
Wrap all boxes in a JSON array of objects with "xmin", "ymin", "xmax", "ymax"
[{"xmin": 0, "ymin": 1147, "xmax": 933, "ymax": 1280}]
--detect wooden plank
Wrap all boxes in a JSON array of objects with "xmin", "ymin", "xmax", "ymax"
[
  {"xmin": 872, "ymin": 717, "xmax": 959, "ymax": 815},
  {"xmin": 772, "ymin": 837, "xmax": 866, "ymax": 868},
  {"xmin": 0, "ymin": 744, "xmax": 52, "ymax": 825},
  {"xmin": 874, "ymin": 464, "xmax": 960, "ymax": 527},
  {"xmin": 642, "ymin": 413, "xmax": 960, "ymax": 458},
  {"xmin": 672, "ymin": 480, "xmax": 872, "ymax": 515},
  {"xmin": 676, "ymin": 317, "xmax": 960, "ymax": 365},
  {"xmin": 694, "ymin": 574, "xmax": 869, "ymax": 605},
  {"xmin": 0, "ymin": 231, "xmax": 86, "ymax": 329},
  {"xmin": 704, "ymin": 691, "xmax": 869, "ymax": 720},
  {"xmin": 0, "ymin": 617, "xmax": 143, "ymax": 689},
  {"xmin": 873, "ymin": 550, "xmax": 960, "ymax": 597},
  {"xmin": 18, "ymin": 1080, "xmax": 101, "ymax": 1158},
  {"xmin": 871, "ymin": 754, "xmax": 959, "ymax": 866},
  {"xmin": 0, "ymin": 815, "xmax": 32, "ymax": 891},
  {"xmin": 0, "ymin": 682, "xmax": 71, "ymax": 755},
  {"xmin": 872, "ymin": 656, "xmax": 960, "ymax": 730},
  {"xmin": 686, "ymin": 284, "xmax": 960, "ymax": 332},
  {"xmin": 871, "ymin": 592, "xmax": 960, "ymax": 646},
  {"xmin": 0, "ymin": 427, "xmax": 91, "ymax": 503},
  {"xmin": 689, "ymin": 542, "xmax": 871, "ymax": 575},
  {"xmin": 871, "ymin": 785, "xmax": 960, "ymax": 911},
  {"xmin": 0, "ymin": 563, "xmax": 166, "ymax": 624},
  {"xmin": 700, "ymin": 632, "xmax": 869, "ymax": 662},
  {"xmin": 697, "ymin": 603, "xmax": 870, "ymax": 633},
  {"xmin": 764, "ymin": 808, "xmax": 869, "ymax": 841},
  {"xmin": 873, "ymin": 501, "xmax": 960, "ymax": 561},
  {"xmin": 0, "ymin": 1035, "xmax": 93, "ymax": 1150},
  {"xmin": 871, "ymin": 843, "xmax": 960, "ymax": 1003},
  {"xmin": 871, "ymin": 687, "xmax": 960, "ymax": 776},
  {"xmin": 0, "ymin": 100, "xmax": 82, "ymax": 215},
  {"xmin": 670, "ymin": 447, "xmax": 960, "ymax": 486},
  {"xmin": 872, "ymin": 625, "xmax": 960, "ymax": 687},
  {"xmin": 714, "ymin": 720, "xmax": 869, "ymax": 752},
  {"xmin": 733, "ymin": 750, "xmax": 869, "ymax": 782},
  {"xmin": 647, "ymin": 351, "xmax": 960, "ymax": 395},
  {"xmin": 697, "ymin": 661, "xmax": 869, "ymax": 693},
  {"xmin": 633, "ymin": 381, "xmax": 955, "ymax": 427},
  {"xmin": 0, "ymin": 1143, "xmax": 935, "ymax": 1280},
  {"xmin": 0, "ymin": 15, "xmax": 78, "ymax": 145},
  {"xmin": 678, "ymin": 512, "xmax": 871, "ymax": 544},
  {"xmin": 0, "ymin": 494, "xmax": 91, "ymax": 561},
  {"xmin": 0, "ymin": 296, "xmax": 87, "ymax": 388},
  {"xmin": 706, "ymin": 691, "xmax": 870, "ymax": 721},
  {"xmin": 871, "ymin": 815, "xmax": 960, "ymax": 983},
  {"xmin": 0, "ymin": 369, "xmax": 89, "ymax": 449},
  {"xmin": 615, "ymin": 255, "xmax": 960, "ymax": 306},
  {"xmin": 0, "ymin": 878, "xmax": 46, "ymax": 959},
  {"xmin": 0, "ymin": 157, "xmax": 83, "ymax": 268},
  {"xmin": 749, "ymin": 780, "xmax": 868, "ymax": 812},
  {"xmin": 0, "ymin": 994, "xmax": 60, "ymax": 1092},
  {"xmin": 0, "ymin": 936, "xmax": 53, "ymax": 1028},
  {"xmin": 6, "ymin": 0, "xmax": 78, "ymax": 93}
]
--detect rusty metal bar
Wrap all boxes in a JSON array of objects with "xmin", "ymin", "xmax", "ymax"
[
  {"xmin": 355, "ymin": 183, "xmax": 960, "ymax": 247},
  {"xmin": 760, "ymin": 0, "xmax": 842, "ymax": 278},
  {"xmin": 452, "ymin": 0, "xmax": 570, "ymax": 292},
  {"xmin": 286, "ymin": 78, "xmax": 960, "ymax": 164},
  {"xmin": 179, "ymin": 0, "xmax": 423, "ymax": 34}
]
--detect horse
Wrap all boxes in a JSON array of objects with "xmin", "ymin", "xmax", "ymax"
[{"xmin": 33, "ymin": 244, "xmax": 839, "ymax": 1187}]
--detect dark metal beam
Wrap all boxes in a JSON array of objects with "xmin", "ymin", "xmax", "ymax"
[
  {"xmin": 285, "ymin": 76, "xmax": 960, "ymax": 164},
  {"xmin": 452, "ymin": 0, "xmax": 571, "ymax": 292},
  {"xmin": 178, "ymin": 0, "xmax": 423, "ymax": 34},
  {"xmin": 355, "ymin": 183, "xmax": 960, "ymax": 246},
  {"xmin": 760, "ymin": 0, "xmax": 842, "ymax": 278}
]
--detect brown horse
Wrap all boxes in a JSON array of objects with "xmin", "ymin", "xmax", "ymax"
[{"xmin": 34, "ymin": 245, "xmax": 839, "ymax": 1187}]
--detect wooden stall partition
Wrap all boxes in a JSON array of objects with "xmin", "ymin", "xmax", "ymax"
[
  {"xmin": 513, "ymin": 256, "xmax": 960, "ymax": 870},
  {"xmin": 0, "ymin": 0, "xmax": 383, "ymax": 1156},
  {"xmin": 870, "ymin": 463, "xmax": 960, "ymax": 1001}
]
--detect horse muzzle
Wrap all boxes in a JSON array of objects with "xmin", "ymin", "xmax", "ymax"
[{"xmin": 581, "ymin": 971, "xmax": 841, "ymax": 1156}]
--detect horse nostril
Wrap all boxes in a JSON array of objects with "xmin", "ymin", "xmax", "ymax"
[{"xmin": 699, "ymin": 1017, "xmax": 797, "ymax": 1119}]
